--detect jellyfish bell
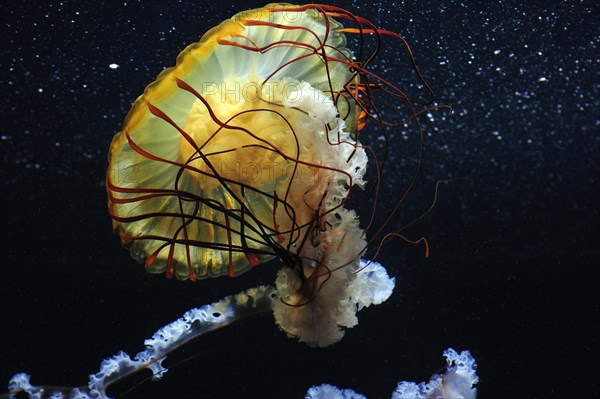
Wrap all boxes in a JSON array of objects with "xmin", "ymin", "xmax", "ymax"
[{"xmin": 108, "ymin": 3, "xmax": 364, "ymax": 277}]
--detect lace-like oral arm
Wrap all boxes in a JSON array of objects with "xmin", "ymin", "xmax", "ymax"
[{"xmin": 5, "ymin": 286, "xmax": 277, "ymax": 399}]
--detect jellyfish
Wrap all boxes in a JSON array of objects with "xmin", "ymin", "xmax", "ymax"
[
  {"xmin": 4, "ymin": 4, "xmax": 477, "ymax": 398},
  {"xmin": 105, "ymin": 1, "xmax": 421, "ymax": 348}
]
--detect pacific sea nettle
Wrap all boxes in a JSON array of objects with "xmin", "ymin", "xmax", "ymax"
[
  {"xmin": 5, "ymin": 5, "xmax": 482, "ymax": 399},
  {"xmin": 106, "ymin": 3, "xmax": 412, "ymax": 347}
]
